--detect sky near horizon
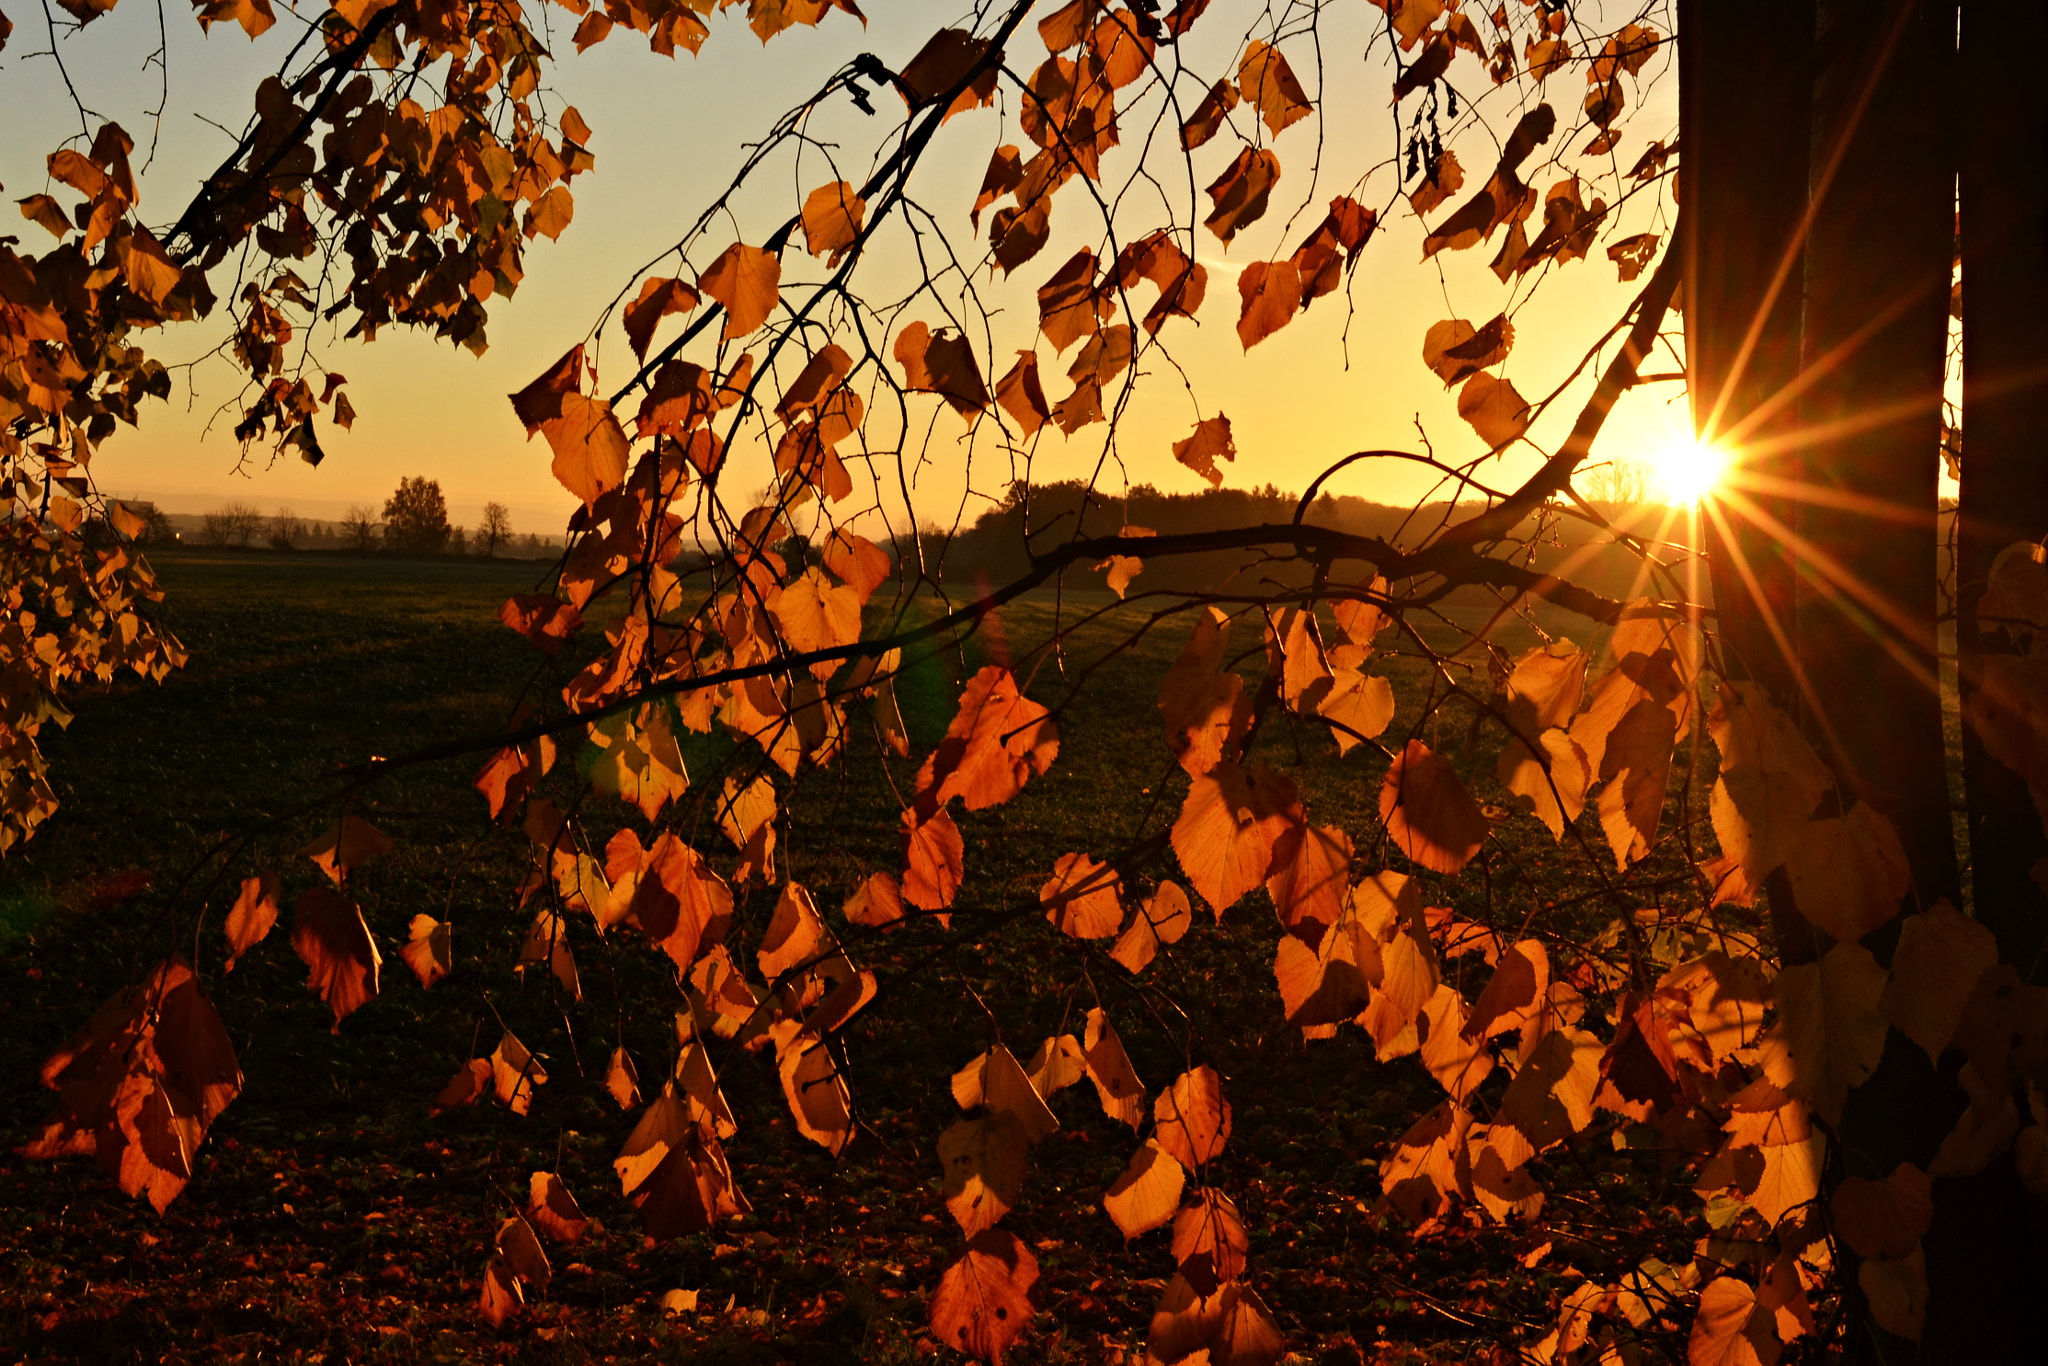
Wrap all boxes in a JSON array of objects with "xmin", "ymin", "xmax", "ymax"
[{"xmin": 1, "ymin": 1, "xmax": 1690, "ymax": 538}]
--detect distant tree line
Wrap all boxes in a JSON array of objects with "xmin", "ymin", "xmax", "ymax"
[{"xmin": 179, "ymin": 479, "xmax": 556, "ymax": 556}]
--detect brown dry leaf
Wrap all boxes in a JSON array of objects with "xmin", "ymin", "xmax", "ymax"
[
  {"xmin": 1759, "ymin": 940, "xmax": 1889, "ymax": 1123},
  {"xmin": 1832, "ymin": 1162, "xmax": 1932, "ymax": 1260},
  {"xmin": 1880, "ymin": 901, "xmax": 1998, "ymax": 1062},
  {"xmin": 894, "ymin": 321, "xmax": 990, "ymax": 417},
  {"xmin": 1172, "ymin": 415, "xmax": 1236, "ymax": 488},
  {"xmin": 434, "ymin": 1058, "xmax": 492, "ymax": 1114},
  {"xmin": 223, "ymin": 872, "xmax": 279, "ymax": 971},
  {"xmin": 929, "ymin": 1229, "xmax": 1039, "ymax": 1364},
  {"xmin": 1465, "ymin": 939, "xmax": 1549, "ymax": 1041},
  {"xmin": 480, "ymin": 1255, "xmax": 523, "ymax": 1327},
  {"xmin": 995, "ymin": 351, "xmax": 1052, "ymax": 435},
  {"xmin": 623, "ymin": 277, "xmax": 699, "ymax": 360},
  {"xmin": 491, "ymin": 1030, "xmax": 548, "ymax": 1116},
  {"xmin": 527, "ymin": 1171, "xmax": 591, "ymax": 1244},
  {"xmin": 980, "ymin": 1043, "xmax": 1059, "ymax": 1144},
  {"xmin": 613, "ymin": 1085, "xmax": 751, "ymax": 1239},
  {"xmin": 1204, "ymin": 148, "xmax": 1281, "ymax": 244},
  {"xmin": 1154, "ymin": 1066, "xmax": 1231, "ymax": 1169},
  {"xmin": 1103, "ymin": 1138, "xmax": 1185, "ymax": 1239},
  {"xmin": 1111, "ymin": 880, "xmax": 1192, "ymax": 973},
  {"xmin": 844, "ymin": 871, "xmax": 905, "ymax": 929},
  {"xmin": 1422, "ymin": 314, "xmax": 1515, "ymax": 386},
  {"xmin": 800, "ymin": 181, "xmax": 865, "ymax": 263},
  {"xmin": 399, "ymin": 913, "xmax": 451, "ymax": 989},
  {"xmin": 1319, "ymin": 668, "xmax": 1397, "ymax": 753},
  {"xmin": 940, "ymin": 1113, "xmax": 1028, "ymax": 1237},
  {"xmin": 1238, "ymin": 39, "xmax": 1313, "ymax": 135},
  {"xmin": 1380, "ymin": 739, "xmax": 1489, "ymax": 874},
  {"xmin": 605, "ymin": 1045, "xmax": 642, "ymax": 1110},
  {"xmin": 1859, "ymin": 1246, "xmax": 1927, "ymax": 1342},
  {"xmin": 1040, "ymin": 852, "xmax": 1124, "ymax": 939},
  {"xmin": 1084, "ymin": 1007, "xmax": 1147, "ymax": 1128},
  {"xmin": 1456, "ymin": 371, "xmax": 1531, "ymax": 448},
  {"xmin": 1181, "ymin": 78, "xmax": 1239, "ymax": 150},
  {"xmin": 699, "ymin": 242, "xmax": 780, "ymax": 339},
  {"xmin": 1036, "ymin": 247, "xmax": 1100, "ymax": 351},
  {"xmin": 290, "ymin": 889, "xmax": 381, "ymax": 1030},
  {"xmin": 1708, "ymin": 682, "xmax": 1832, "ymax": 883},
  {"xmin": 1783, "ymin": 804, "xmax": 1912, "ymax": 943},
  {"xmin": 1571, "ymin": 604, "xmax": 1699, "ymax": 868},
  {"xmin": 298, "ymin": 815, "xmax": 393, "ymax": 886}
]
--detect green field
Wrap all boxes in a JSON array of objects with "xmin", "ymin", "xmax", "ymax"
[{"xmin": 0, "ymin": 548, "xmax": 1720, "ymax": 1364}]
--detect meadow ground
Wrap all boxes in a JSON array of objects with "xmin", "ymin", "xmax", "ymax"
[{"xmin": 1, "ymin": 548, "xmax": 1733, "ymax": 1364}]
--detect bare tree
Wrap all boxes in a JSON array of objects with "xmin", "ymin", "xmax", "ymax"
[
  {"xmin": 1581, "ymin": 457, "xmax": 1652, "ymax": 506},
  {"xmin": 268, "ymin": 507, "xmax": 303, "ymax": 551},
  {"xmin": 200, "ymin": 502, "xmax": 264, "ymax": 549},
  {"xmin": 341, "ymin": 505, "xmax": 379, "ymax": 554},
  {"xmin": 478, "ymin": 501, "xmax": 512, "ymax": 557}
]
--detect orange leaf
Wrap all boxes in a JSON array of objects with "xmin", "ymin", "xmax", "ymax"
[
  {"xmin": 929, "ymin": 1229, "xmax": 1039, "ymax": 1364},
  {"xmin": 523, "ymin": 185, "xmax": 574, "ymax": 241},
  {"xmin": 902, "ymin": 806, "xmax": 965, "ymax": 911},
  {"xmin": 800, "ymin": 180, "xmax": 865, "ymax": 264},
  {"xmin": 1237, "ymin": 39, "xmax": 1313, "ymax": 135},
  {"xmin": 1455, "ymin": 371, "xmax": 1531, "ymax": 448},
  {"xmin": 1204, "ymin": 148, "xmax": 1280, "ymax": 243},
  {"xmin": 1103, "ymin": 1139, "xmax": 1184, "ymax": 1239},
  {"xmin": 914, "ymin": 666, "xmax": 1060, "ymax": 812},
  {"xmin": 1172, "ymin": 760, "xmax": 1300, "ymax": 913},
  {"xmin": 1832, "ymin": 1162, "xmax": 1933, "ymax": 1260},
  {"xmin": 1153, "ymin": 1065, "xmax": 1231, "ymax": 1168},
  {"xmin": 1235, "ymin": 258, "xmax": 1301, "ymax": 349},
  {"xmin": 1084, "ymin": 1007, "xmax": 1147, "ymax": 1128},
  {"xmin": 223, "ymin": 872, "xmax": 279, "ymax": 971},
  {"xmin": 290, "ymin": 889, "xmax": 382, "ymax": 1030},
  {"xmin": 1380, "ymin": 740, "xmax": 1489, "ymax": 874},
  {"xmin": 543, "ymin": 393, "xmax": 632, "ymax": 510},
  {"xmin": 894, "ymin": 321, "xmax": 991, "ymax": 416},
  {"xmin": 298, "ymin": 814, "xmax": 393, "ymax": 886},
  {"xmin": 1041, "ymin": 852, "xmax": 1124, "ymax": 939},
  {"xmin": 699, "ymin": 242, "xmax": 780, "ymax": 339},
  {"xmin": 399, "ymin": 913, "xmax": 451, "ymax": 989},
  {"xmin": 623, "ymin": 277, "xmax": 699, "ymax": 360},
  {"xmin": 1172, "ymin": 415, "xmax": 1236, "ymax": 487}
]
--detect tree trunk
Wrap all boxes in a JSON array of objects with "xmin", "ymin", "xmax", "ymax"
[{"xmin": 1923, "ymin": 2, "xmax": 2048, "ymax": 1360}]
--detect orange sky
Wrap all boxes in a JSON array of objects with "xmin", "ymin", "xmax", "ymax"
[{"xmin": 5, "ymin": 3, "xmax": 1695, "ymax": 539}]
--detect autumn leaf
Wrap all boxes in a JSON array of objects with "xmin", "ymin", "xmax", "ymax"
[
  {"xmin": 823, "ymin": 529, "xmax": 890, "ymax": 602},
  {"xmin": 1084, "ymin": 1007, "xmax": 1147, "ymax": 1128},
  {"xmin": 800, "ymin": 180, "xmax": 865, "ymax": 263},
  {"xmin": 915, "ymin": 666, "xmax": 1060, "ymax": 813},
  {"xmin": 1181, "ymin": 78, "xmax": 1238, "ymax": 150},
  {"xmin": 1455, "ymin": 371, "xmax": 1531, "ymax": 448},
  {"xmin": 1204, "ymin": 148, "xmax": 1280, "ymax": 244},
  {"xmin": 1236, "ymin": 258, "xmax": 1300, "ymax": 349},
  {"xmin": 929, "ymin": 1229, "xmax": 1039, "ymax": 1364},
  {"xmin": 490, "ymin": 1029, "xmax": 548, "ymax": 1116},
  {"xmin": 894, "ymin": 321, "xmax": 991, "ymax": 416},
  {"xmin": 1759, "ymin": 939, "xmax": 1889, "ymax": 1123},
  {"xmin": 1103, "ymin": 1139, "xmax": 1184, "ymax": 1239},
  {"xmin": 1880, "ymin": 901, "xmax": 1998, "ymax": 1062},
  {"xmin": 1172, "ymin": 760, "xmax": 1301, "ymax": 913},
  {"xmin": 771, "ymin": 566, "xmax": 863, "ymax": 654},
  {"xmin": 1833, "ymin": 1162, "xmax": 1932, "ymax": 1260},
  {"xmin": 605, "ymin": 1045, "xmax": 642, "ymax": 1110},
  {"xmin": 291, "ymin": 889, "xmax": 381, "ymax": 1030},
  {"xmin": 1380, "ymin": 740, "xmax": 1489, "ymax": 874},
  {"xmin": 1173, "ymin": 1189, "xmax": 1250, "ymax": 1291},
  {"xmin": 522, "ymin": 185, "xmax": 574, "ymax": 240},
  {"xmin": 298, "ymin": 814, "xmax": 392, "ymax": 886},
  {"xmin": 622, "ymin": 277, "xmax": 699, "ymax": 360},
  {"xmin": 1153, "ymin": 1065, "xmax": 1231, "ymax": 1169},
  {"xmin": 1111, "ymin": 880, "xmax": 1192, "ymax": 973},
  {"xmin": 1172, "ymin": 415, "xmax": 1236, "ymax": 487},
  {"xmin": 1040, "ymin": 852, "xmax": 1124, "ymax": 939},
  {"xmin": 527, "ymin": 1170, "xmax": 591, "ymax": 1244},
  {"xmin": 996, "ymin": 351, "xmax": 1052, "ymax": 435},
  {"xmin": 699, "ymin": 242, "xmax": 780, "ymax": 339},
  {"xmin": 1237, "ymin": 40, "xmax": 1312, "ymax": 135},
  {"xmin": 223, "ymin": 872, "xmax": 279, "ymax": 971},
  {"xmin": 399, "ymin": 913, "xmax": 451, "ymax": 988},
  {"xmin": 941, "ymin": 1113, "xmax": 1028, "ymax": 1236},
  {"xmin": 902, "ymin": 806, "xmax": 965, "ymax": 912},
  {"xmin": 1689, "ymin": 1276, "xmax": 1781, "ymax": 1366}
]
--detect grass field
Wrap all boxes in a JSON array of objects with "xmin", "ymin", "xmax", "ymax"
[{"xmin": 0, "ymin": 548, "xmax": 1724, "ymax": 1364}]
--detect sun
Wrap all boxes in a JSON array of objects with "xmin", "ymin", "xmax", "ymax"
[{"xmin": 1644, "ymin": 434, "xmax": 1733, "ymax": 505}]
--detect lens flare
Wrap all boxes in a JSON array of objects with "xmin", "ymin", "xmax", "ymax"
[{"xmin": 1646, "ymin": 435, "xmax": 1733, "ymax": 505}]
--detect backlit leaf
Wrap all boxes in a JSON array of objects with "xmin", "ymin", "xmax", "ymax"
[
  {"xmin": 1153, "ymin": 1065, "xmax": 1231, "ymax": 1169},
  {"xmin": 1380, "ymin": 740, "xmax": 1488, "ymax": 874},
  {"xmin": 223, "ymin": 872, "xmax": 279, "ymax": 971},
  {"xmin": 1103, "ymin": 1139, "xmax": 1184, "ymax": 1239},
  {"xmin": 800, "ymin": 181, "xmax": 865, "ymax": 264},
  {"xmin": 929, "ymin": 1229, "xmax": 1038, "ymax": 1364},
  {"xmin": 290, "ymin": 889, "xmax": 381, "ymax": 1030},
  {"xmin": 399, "ymin": 913, "xmax": 451, "ymax": 989},
  {"xmin": 700, "ymin": 242, "xmax": 780, "ymax": 339}
]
